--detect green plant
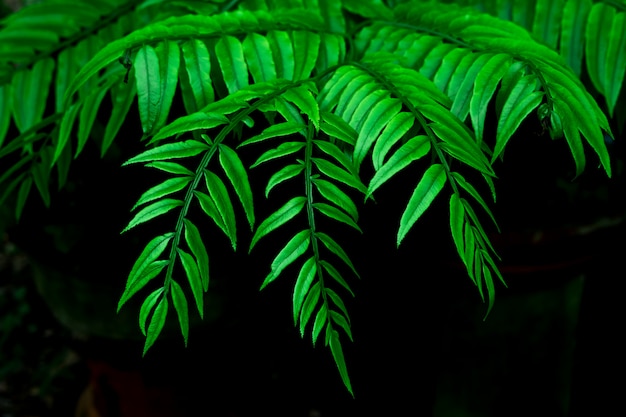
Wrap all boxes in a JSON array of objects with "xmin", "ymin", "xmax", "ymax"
[{"xmin": 0, "ymin": 0, "xmax": 623, "ymax": 396}]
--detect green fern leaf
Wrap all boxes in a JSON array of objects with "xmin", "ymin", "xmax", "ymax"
[
  {"xmin": 292, "ymin": 31, "xmax": 320, "ymax": 80},
  {"xmin": 119, "ymin": 260, "xmax": 169, "ymax": 314},
  {"xmin": 135, "ymin": 45, "xmax": 162, "ymax": 135},
  {"xmin": 319, "ymin": 111, "xmax": 358, "ymax": 146},
  {"xmin": 145, "ymin": 161, "xmax": 194, "ymax": 176},
  {"xmin": 183, "ymin": 219, "xmax": 210, "ymax": 292},
  {"xmin": 316, "ymin": 33, "xmax": 346, "ymax": 74},
  {"xmin": 282, "ymin": 84, "xmax": 320, "ymax": 128},
  {"xmin": 325, "ymin": 287, "xmax": 351, "ymax": 325},
  {"xmin": 170, "ymin": 280, "xmax": 190, "ymax": 347},
  {"xmin": 123, "ymin": 140, "xmax": 209, "ymax": 165},
  {"xmin": 343, "ymin": 0, "xmax": 392, "ymax": 19},
  {"xmin": 450, "ymin": 172, "xmax": 498, "ymax": 229},
  {"xmin": 132, "ymin": 176, "xmax": 191, "ymax": 211},
  {"xmin": 471, "ymin": 53, "xmax": 512, "ymax": 143},
  {"xmin": 293, "ymin": 256, "xmax": 317, "ymax": 325},
  {"xmin": 449, "ymin": 53, "xmax": 492, "ymax": 121},
  {"xmin": 77, "ymin": 81, "xmax": 111, "ymax": 158},
  {"xmin": 312, "ymin": 178, "xmax": 359, "ymax": 223},
  {"xmin": 312, "ymin": 203, "xmax": 362, "ymax": 233},
  {"xmin": 371, "ymin": 112, "xmax": 415, "ymax": 170},
  {"xmin": 313, "ymin": 140, "xmax": 356, "ymax": 174},
  {"xmin": 367, "ymin": 135, "xmax": 430, "ymax": 199},
  {"xmin": 320, "ymin": 260, "xmax": 355, "ymax": 296},
  {"xmin": 398, "ymin": 163, "xmax": 446, "ymax": 247},
  {"xmin": 153, "ymin": 41, "xmax": 181, "ymax": 133},
  {"xmin": 216, "ymin": 35, "xmax": 249, "ymax": 94},
  {"xmin": 143, "ymin": 296, "xmax": 168, "ymax": 355},
  {"xmin": 312, "ymin": 158, "xmax": 367, "ymax": 194},
  {"xmin": 249, "ymin": 196, "xmax": 307, "ymax": 252},
  {"xmin": 139, "ymin": 287, "xmax": 164, "ymax": 336},
  {"xmin": 243, "ymin": 32, "xmax": 277, "ymax": 83},
  {"xmin": 122, "ymin": 198, "xmax": 183, "ymax": 233},
  {"xmin": 119, "ymin": 233, "xmax": 174, "ymax": 310},
  {"xmin": 31, "ymin": 148, "xmax": 52, "ymax": 208},
  {"xmin": 329, "ymin": 310, "xmax": 353, "ymax": 342},
  {"xmin": 260, "ymin": 229, "xmax": 311, "ymax": 290},
  {"xmin": 151, "ymin": 112, "xmax": 229, "ymax": 144},
  {"xmin": 354, "ymin": 96, "xmax": 402, "ymax": 169},
  {"xmin": 299, "ymin": 281, "xmax": 321, "ymax": 336},
  {"xmin": 218, "ymin": 144, "xmax": 255, "ymax": 229},
  {"xmin": 315, "ymin": 232, "xmax": 359, "ymax": 278},
  {"xmin": 329, "ymin": 329, "xmax": 353, "ymax": 396},
  {"xmin": 239, "ymin": 121, "xmax": 306, "ymax": 147},
  {"xmin": 204, "ymin": 169, "xmax": 238, "ymax": 250},
  {"xmin": 178, "ymin": 247, "xmax": 204, "ymax": 319},
  {"xmin": 312, "ymin": 305, "xmax": 328, "ymax": 346},
  {"xmin": 267, "ymin": 30, "xmax": 295, "ymax": 80},
  {"xmin": 265, "ymin": 163, "xmax": 305, "ymax": 197},
  {"xmin": 181, "ymin": 39, "xmax": 214, "ymax": 113},
  {"xmin": 194, "ymin": 190, "xmax": 229, "ymax": 239},
  {"xmin": 250, "ymin": 142, "xmax": 306, "ymax": 168}
]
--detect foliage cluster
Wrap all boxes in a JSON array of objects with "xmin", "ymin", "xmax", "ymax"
[{"xmin": 1, "ymin": 0, "xmax": 624, "ymax": 394}]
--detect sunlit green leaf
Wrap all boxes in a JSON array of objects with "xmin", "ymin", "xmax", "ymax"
[
  {"xmin": 184, "ymin": 219, "xmax": 210, "ymax": 292},
  {"xmin": 204, "ymin": 169, "xmax": 237, "ymax": 250},
  {"xmin": 312, "ymin": 178, "xmax": 359, "ymax": 222},
  {"xmin": 123, "ymin": 140, "xmax": 209, "ymax": 165},
  {"xmin": 312, "ymin": 158, "xmax": 367, "ymax": 194},
  {"xmin": 135, "ymin": 45, "xmax": 162, "ymax": 135},
  {"xmin": 265, "ymin": 163, "xmax": 304, "ymax": 198},
  {"xmin": 145, "ymin": 161, "xmax": 194, "ymax": 176},
  {"xmin": 250, "ymin": 196, "xmax": 306, "ymax": 252},
  {"xmin": 216, "ymin": 35, "xmax": 248, "ymax": 93},
  {"xmin": 219, "ymin": 144, "xmax": 255, "ymax": 229},
  {"xmin": 316, "ymin": 232, "xmax": 359, "ymax": 278},
  {"xmin": 398, "ymin": 164, "xmax": 446, "ymax": 246},
  {"xmin": 239, "ymin": 121, "xmax": 306, "ymax": 147},
  {"xmin": 313, "ymin": 202, "xmax": 362, "ymax": 233},
  {"xmin": 312, "ymin": 305, "xmax": 328, "ymax": 346},
  {"xmin": 260, "ymin": 229, "xmax": 311, "ymax": 290},
  {"xmin": 132, "ymin": 176, "xmax": 191, "ymax": 211},
  {"xmin": 251, "ymin": 142, "xmax": 306, "ymax": 168}
]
